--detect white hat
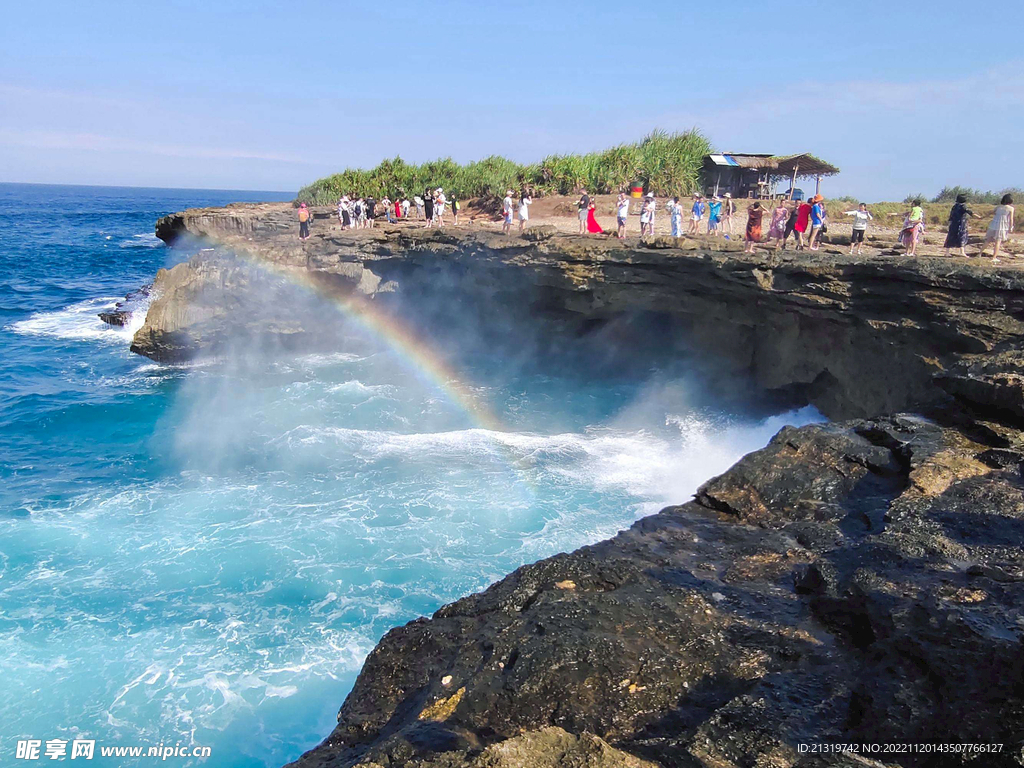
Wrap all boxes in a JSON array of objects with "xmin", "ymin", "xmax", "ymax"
[
  {"xmin": 645, "ymin": 192, "xmax": 654, "ymax": 198},
  {"xmin": 723, "ymin": 192, "xmax": 732, "ymax": 198}
]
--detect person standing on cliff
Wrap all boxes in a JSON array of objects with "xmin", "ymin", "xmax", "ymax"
[
  {"xmin": 616, "ymin": 192, "xmax": 629, "ymax": 240},
  {"xmin": 687, "ymin": 194, "xmax": 705, "ymax": 235},
  {"xmin": 577, "ymin": 189, "xmax": 591, "ymax": 235},
  {"xmin": 745, "ymin": 202, "xmax": 764, "ymax": 253},
  {"xmin": 707, "ymin": 196, "xmax": 722, "ymax": 236},
  {"xmin": 808, "ymin": 195, "xmax": 826, "ymax": 251},
  {"xmin": 943, "ymin": 195, "xmax": 978, "ymax": 258},
  {"xmin": 298, "ymin": 203, "xmax": 311, "ymax": 241},
  {"xmin": 364, "ymin": 196, "xmax": 376, "ymax": 229},
  {"xmin": 381, "ymin": 195, "xmax": 394, "ymax": 224},
  {"xmin": 450, "ymin": 194, "xmax": 460, "ymax": 226},
  {"xmin": 423, "ymin": 188, "xmax": 434, "ymax": 228},
  {"xmin": 722, "ymin": 193, "xmax": 735, "ymax": 234},
  {"xmin": 502, "ymin": 190, "xmax": 515, "ymax": 236},
  {"xmin": 793, "ymin": 198, "xmax": 812, "ymax": 250},
  {"xmin": 518, "ymin": 191, "xmax": 532, "ymax": 233},
  {"xmin": 413, "ymin": 194, "xmax": 424, "ymax": 220},
  {"xmin": 844, "ymin": 203, "xmax": 874, "ymax": 255},
  {"xmin": 668, "ymin": 196, "xmax": 683, "ymax": 238},
  {"xmin": 401, "ymin": 197, "xmax": 411, "ymax": 221},
  {"xmin": 434, "ymin": 188, "xmax": 447, "ymax": 227}
]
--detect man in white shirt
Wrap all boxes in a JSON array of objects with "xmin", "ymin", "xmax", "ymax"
[
  {"xmin": 616, "ymin": 192, "xmax": 629, "ymax": 240},
  {"xmin": 502, "ymin": 190, "xmax": 514, "ymax": 236}
]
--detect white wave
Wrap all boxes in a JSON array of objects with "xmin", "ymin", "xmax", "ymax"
[
  {"xmin": 119, "ymin": 232, "xmax": 163, "ymax": 249},
  {"xmin": 9, "ymin": 295, "xmax": 150, "ymax": 344}
]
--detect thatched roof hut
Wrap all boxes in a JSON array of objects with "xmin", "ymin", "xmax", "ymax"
[{"xmin": 703, "ymin": 153, "xmax": 840, "ymax": 198}]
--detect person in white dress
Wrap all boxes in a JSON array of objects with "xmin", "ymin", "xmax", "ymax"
[
  {"xmin": 982, "ymin": 194, "xmax": 1015, "ymax": 262},
  {"xmin": 518, "ymin": 192, "xmax": 532, "ymax": 233}
]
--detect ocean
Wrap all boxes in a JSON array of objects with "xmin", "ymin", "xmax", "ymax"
[{"xmin": 0, "ymin": 183, "xmax": 820, "ymax": 766}]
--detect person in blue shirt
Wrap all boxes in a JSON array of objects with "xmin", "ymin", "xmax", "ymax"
[
  {"xmin": 687, "ymin": 195, "xmax": 706, "ymax": 234},
  {"xmin": 707, "ymin": 196, "xmax": 723, "ymax": 236},
  {"xmin": 808, "ymin": 195, "xmax": 827, "ymax": 251}
]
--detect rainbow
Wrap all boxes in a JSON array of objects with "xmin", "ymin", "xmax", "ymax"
[{"xmin": 219, "ymin": 247, "xmax": 508, "ymax": 435}]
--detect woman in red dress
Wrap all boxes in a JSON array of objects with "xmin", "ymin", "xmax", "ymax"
[
  {"xmin": 395, "ymin": 199, "xmax": 402, "ymax": 220},
  {"xmin": 586, "ymin": 202, "xmax": 604, "ymax": 234},
  {"xmin": 745, "ymin": 202, "xmax": 764, "ymax": 253}
]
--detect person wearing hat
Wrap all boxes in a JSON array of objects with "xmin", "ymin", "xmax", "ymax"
[
  {"xmin": 616, "ymin": 191, "xmax": 630, "ymax": 240},
  {"xmin": 808, "ymin": 194, "xmax": 826, "ymax": 251},
  {"xmin": 640, "ymin": 193, "xmax": 656, "ymax": 238},
  {"xmin": 707, "ymin": 195, "xmax": 722, "ymax": 236},
  {"xmin": 576, "ymin": 189, "xmax": 591, "ymax": 235},
  {"xmin": 502, "ymin": 190, "xmax": 515, "ymax": 236},
  {"xmin": 297, "ymin": 202, "xmax": 311, "ymax": 241},
  {"xmin": 722, "ymin": 193, "xmax": 735, "ymax": 234},
  {"xmin": 434, "ymin": 188, "xmax": 446, "ymax": 226}
]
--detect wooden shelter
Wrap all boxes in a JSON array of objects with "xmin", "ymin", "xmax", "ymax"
[{"xmin": 703, "ymin": 153, "xmax": 840, "ymax": 199}]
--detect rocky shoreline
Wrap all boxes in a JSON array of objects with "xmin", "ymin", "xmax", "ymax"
[{"xmin": 145, "ymin": 204, "xmax": 1024, "ymax": 767}]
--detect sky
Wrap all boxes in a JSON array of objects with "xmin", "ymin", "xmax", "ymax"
[{"xmin": 0, "ymin": 0, "xmax": 1020, "ymax": 201}]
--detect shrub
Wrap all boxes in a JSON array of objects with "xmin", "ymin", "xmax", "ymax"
[{"xmin": 295, "ymin": 130, "xmax": 712, "ymax": 205}]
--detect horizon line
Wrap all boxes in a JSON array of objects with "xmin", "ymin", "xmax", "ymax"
[{"xmin": 0, "ymin": 179, "xmax": 296, "ymax": 195}]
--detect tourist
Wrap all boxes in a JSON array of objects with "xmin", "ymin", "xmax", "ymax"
[
  {"xmin": 382, "ymin": 195, "xmax": 394, "ymax": 224},
  {"xmin": 793, "ymin": 198, "xmax": 812, "ymax": 250},
  {"xmin": 640, "ymin": 193, "xmax": 656, "ymax": 238},
  {"xmin": 423, "ymin": 188, "xmax": 433, "ymax": 228},
  {"xmin": 450, "ymin": 194, "xmax": 460, "ymax": 226},
  {"xmin": 365, "ymin": 196, "xmax": 376, "ymax": 228},
  {"xmin": 981, "ymin": 194, "xmax": 1015, "ymax": 262},
  {"xmin": 586, "ymin": 200, "xmax": 604, "ymax": 234},
  {"xmin": 687, "ymin": 194, "xmax": 705, "ymax": 235},
  {"xmin": 434, "ymin": 188, "xmax": 447, "ymax": 226},
  {"xmin": 844, "ymin": 203, "xmax": 874, "ymax": 255},
  {"xmin": 722, "ymin": 193, "xmax": 735, "ymax": 234},
  {"xmin": 768, "ymin": 200, "xmax": 789, "ymax": 250},
  {"xmin": 577, "ymin": 188, "xmax": 591, "ymax": 235},
  {"xmin": 943, "ymin": 195, "xmax": 978, "ymax": 258},
  {"xmin": 518, "ymin": 191, "xmax": 532, "ymax": 233},
  {"xmin": 353, "ymin": 197, "xmax": 364, "ymax": 228},
  {"xmin": 337, "ymin": 197, "xmax": 348, "ymax": 230},
  {"xmin": 808, "ymin": 195, "xmax": 826, "ymax": 251},
  {"xmin": 297, "ymin": 203, "xmax": 311, "ymax": 241},
  {"xmin": 668, "ymin": 196, "xmax": 683, "ymax": 238},
  {"xmin": 401, "ymin": 197, "xmax": 411, "ymax": 220},
  {"xmin": 707, "ymin": 195, "xmax": 722, "ymax": 236},
  {"xmin": 414, "ymin": 194, "xmax": 425, "ymax": 220},
  {"xmin": 898, "ymin": 199, "xmax": 925, "ymax": 256},
  {"xmin": 783, "ymin": 202, "xmax": 799, "ymax": 249},
  {"xmin": 616, "ymin": 192, "xmax": 629, "ymax": 240},
  {"xmin": 394, "ymin": 197, "xmax": 402, "ymax": 221},
  {"xmin": 502, "ymin": 189, "xmax": 514, "ymax": 236},
  {"xmin": 745, "ymin": 202, "xmax": 763, "ymax": 253}
]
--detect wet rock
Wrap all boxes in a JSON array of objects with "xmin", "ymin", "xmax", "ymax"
[
  {"xmin": 286, "ymin": 415, "xmax": 1024, "ymax": 767},
  {"xmin": 98, "ymin": 283, "xmax": 151, "ymax": 327}
]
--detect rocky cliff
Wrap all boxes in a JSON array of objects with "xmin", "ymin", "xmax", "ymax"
[{"xmin": 145, "ymin": 204, "xmax": 1024, "ymax": 767}]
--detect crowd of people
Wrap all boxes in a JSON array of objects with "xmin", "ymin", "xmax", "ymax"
[{"xmin": 297, "ymin": 187, "xmax": 1017, "ymax": 261}]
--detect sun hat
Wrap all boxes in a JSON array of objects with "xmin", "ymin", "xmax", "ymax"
[
  {"xmin": 646, "ymin": 192, "xmax": 654, "ymax": 198},
  {"xmin": 723, "ymin": 192, "xmax": 732, "ymax": 198}
]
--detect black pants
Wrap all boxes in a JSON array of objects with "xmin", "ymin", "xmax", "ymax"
[{"xmin": 299, "ymin": 221, "xmax": 309, "ymax": 238}]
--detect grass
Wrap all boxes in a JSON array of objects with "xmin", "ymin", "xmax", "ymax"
[{"xmin": 295, "ymin": 130, "xmax": 712, "ymax": 206}]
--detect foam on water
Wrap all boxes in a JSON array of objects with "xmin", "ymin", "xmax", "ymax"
[{"xmin": 9, "ymin": 295, "xmax": 149, "ymax": 344}]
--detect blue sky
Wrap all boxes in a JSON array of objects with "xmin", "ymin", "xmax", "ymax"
[{"xmin": 0, "ymin": 0, "xmax": 1019, "ymax": 200}]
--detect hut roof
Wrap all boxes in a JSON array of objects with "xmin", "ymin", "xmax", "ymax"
[
  {"xmin": 705, "ymin": 153, "xmax": 840, "ymax": 177},
  {"xmin": 773, "ymin": 153, "xmax": 840, "ymax": 177}
]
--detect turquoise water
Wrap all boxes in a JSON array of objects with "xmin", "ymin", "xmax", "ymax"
[{"xmin": 0, "ymin": 183, "xmax": 820, "ymax": 766}]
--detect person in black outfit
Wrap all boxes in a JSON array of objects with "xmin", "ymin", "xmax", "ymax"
[
  {"xmin": 364, "ymin": 196, "xmax": 376, "ymax": 229},
  {"xmin": 423, "ymin": 188, "xmax": 434, "ymax": 228},
  {"xmin": 783, "ymin": 203, "xmax": 799, "ymax": 249}
]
